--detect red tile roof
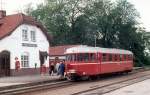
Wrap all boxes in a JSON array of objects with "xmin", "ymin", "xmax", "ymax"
[
  {"xmin": 0, "ymin": 13, "xmax": 51, "ymax": 42},
  {"xmin": 49, "ymin": 45, "xmax": 80, "ymax": 56}
]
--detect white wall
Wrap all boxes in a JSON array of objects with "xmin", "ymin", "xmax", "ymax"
[{"xmin": 0, "ymin": 24, "xmax": 49, "ymax": 69}]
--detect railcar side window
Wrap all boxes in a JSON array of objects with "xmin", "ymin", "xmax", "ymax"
[
  {"xmin": 112, "ymin": 54, "xmax": 115, "ymax": 61},
  {"xmin": 128, "ymin": 55, "xmax": 132, "ymax": 60},
  {"xmin": 115, "ymin": 54, "xmax": 118, "ymax": 61},
  {"xmin": 102, "ymin": 54, "xmax": 107, "ymax": 61},
  {"xmin": 131, "ymin": 55, "xmax": 133, "ymax": 60},
  {"xmin": 120, "ymin": 54, "xmax": 123, "ymax": 61},
  {"xmin": 83, "ymin": 53, "xmax": 89, "ymax": 62},
  {"xmin": 109, "ymin": 54, "xmax": 113, "ymax": 61},
  {"xmin": 74, "ymin": 54, "xmax": 77, "ymax": 61},
  {"xmin": 128, "ymin": 55, "xmax": 130, "ymax": 60},
  {"xmin": 124, "ymin": 55, "xmax": 127, "ymax": 61},
  {"xmin": 77, "ymin": 53, "xmax": 83, "ymax": 62},
  {"xmin": 123, "ymin": 55, "xmax": 125, "ymax": 61},
  {"xmin": 90, "ymin": 53, "xmax": 95, "ymax": 62}
]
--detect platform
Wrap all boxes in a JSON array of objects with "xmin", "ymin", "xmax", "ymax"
[
  {"xmin": 0, "ymin": 74, "xmax": 60, "ymax": 89},
  {"xmin": 103, "ymin": 79, "xmax": 150, "ymax": 95}
]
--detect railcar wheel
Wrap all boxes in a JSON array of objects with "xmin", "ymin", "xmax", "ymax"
[
  {"xmin": 66, "ymin": 74, "xmax": 78, "ymax": 81},
  {"xmin": 116, "ymin": 72, "xmax": 123, "ymax": 75},
  {"xmin": 89, "ymin": 75, "xmax": 98, "ymax": 80},
  {"xmin": 124, "ymin": 70, "xmax": 131, "ymax": 74}
]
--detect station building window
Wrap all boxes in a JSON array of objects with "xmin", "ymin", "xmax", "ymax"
[
  {"xmin": 31, "ymin": 30, "xmax": 36, "ymax": 42},
  {"xmin": 21, "ymin": 52, "xmax": 29, "ymax": 67},
  {"xmin": 22, "ymin": 26, "xmax": 28, "ymax": 41}
]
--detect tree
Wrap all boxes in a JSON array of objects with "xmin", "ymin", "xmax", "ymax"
[
  {"xmin": 25, "ymin": 0, "xmax": 149, "ymax": 65},
  {"xmin": 26, "ymin": 0, "xmax": 87, "ymax": 45}
]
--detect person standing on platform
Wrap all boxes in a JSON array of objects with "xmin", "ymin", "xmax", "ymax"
[
  {"xmin": 58, "ymin": 60, "xmax": 65, "ymax": 79},
  {"xmin": 15, "ymin": 57, "xmax": 20, "ymax": 72},
  {"xmin": 55, "ymin": 62, "xmax": 60, "ymax": 75},
  {"xmin": 49, "ymin": 62, "xmax": 55, "ymax": 76}
]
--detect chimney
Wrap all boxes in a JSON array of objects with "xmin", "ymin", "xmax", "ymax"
[{"xmin": 0, "ymin": 10, "xmax": 6, "ymax": 19}]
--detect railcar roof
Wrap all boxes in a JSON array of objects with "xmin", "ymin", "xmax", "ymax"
[{"xmin": 65, "ymin": 45, "xmax": 133, "ymax": 55}]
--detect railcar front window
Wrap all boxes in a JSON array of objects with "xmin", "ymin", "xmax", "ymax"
[
  {"xmin": 67, "ymin": 54, "xmax": 76, "ymax": 62},
  {"xmin": 72, "ymin": 54, "xmax": 75, "ymax": 61},
  {"xmin": 69, "ymin": 55, "xmax": 72, "ymax": 61},
  {"xmin": 66, "ymin": 55, "xmax": 69, "ymax": 61}
]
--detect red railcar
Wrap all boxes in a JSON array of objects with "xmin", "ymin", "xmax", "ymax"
[{"xmin": 65, "ymin": 46, "xmax": 133, "ymax": 80}]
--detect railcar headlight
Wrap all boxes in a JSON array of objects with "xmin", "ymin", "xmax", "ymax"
[
  {"xmin": 69, "ymin": 69, "xmax": 76, "ymax": 73},
  {"xmin": 83, "ymin": 72, "xmax": 86, "ymax": 75}
]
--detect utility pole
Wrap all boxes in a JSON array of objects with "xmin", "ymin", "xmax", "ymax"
[{"xmin": 94, "ymin": 35, "xmax": 97, "ymax": 47}]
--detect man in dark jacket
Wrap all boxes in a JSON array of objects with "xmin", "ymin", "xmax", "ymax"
[{"xmin": 58, "ymin": 60, "xmax": 65, "ymax": 79}]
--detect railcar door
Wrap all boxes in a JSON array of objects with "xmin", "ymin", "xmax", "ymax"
[
  {"xmin": 97, "ymin": 53, "xmax": 101, "ymax": 75},
  {"xmin": 118, "ymin": 54, "xmax": 124, "ymax": 72},
  {"xmin": 101, "ymin": 53, "xmax": 119, "ymax": 74},
  {"xmin": 89, "ymin": 53, "xmax": 99, "ymax": 75},
  {"xmin": 76, "ymin": 53, "xmax": 99, "ymax": 76}
]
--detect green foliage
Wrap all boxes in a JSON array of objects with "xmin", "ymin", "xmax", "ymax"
[{"xmin": 25, "ymin": 0, "xmax": 150, "ymax": 66}]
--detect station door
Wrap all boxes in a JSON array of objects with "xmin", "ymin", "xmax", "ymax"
[{"xmin": 0, "ymin": 51, "xmax": 10, "ymax": 76}]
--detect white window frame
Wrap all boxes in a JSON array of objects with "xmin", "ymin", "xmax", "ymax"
[
  {"xmin": 21, "ymin": 52, "xmax": 29, "ymax": 68},
  {"xmin": 30, "ymin": 30, "xmax": 36, "ymax": 42},
  {"xmin": 22, "ymin": 27, "xmax": 28, "ymax": 41}
]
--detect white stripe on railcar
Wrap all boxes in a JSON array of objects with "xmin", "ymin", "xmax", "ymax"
[{"xmin": 65, "ymin": 45, "xmax": 133, "ymax": 55}]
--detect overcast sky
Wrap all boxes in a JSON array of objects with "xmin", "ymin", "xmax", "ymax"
[{"xmin": 1, "ymin": 0, "xmax": 150, "ymax": 31}]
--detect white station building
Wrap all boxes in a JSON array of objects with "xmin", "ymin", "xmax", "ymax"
[{"xmin": 0, "ymin": 10, "xmax": 50, "ymax": 76}]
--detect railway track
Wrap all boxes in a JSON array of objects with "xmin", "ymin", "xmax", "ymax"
[
  {"xmin": 0, "ymin": 67, "xmax": 149, "ymax": 95},
  {"xmin": 72, "ymin": 71, "xmax": 150, "ymax": 95},
  {"xmin": 0, "ymin": 80, "xmax": 72, "ymax": 95}
]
